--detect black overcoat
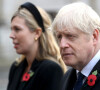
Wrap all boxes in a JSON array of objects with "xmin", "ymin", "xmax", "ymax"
[
  {"xmin": 61, "ymin": 60, "xmax": 100, "ymax": 90},
  {"xmin": 7, "ymin": 59, "xmax": 64, "ymax": 90}
]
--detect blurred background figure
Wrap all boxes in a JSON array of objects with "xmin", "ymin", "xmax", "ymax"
[{"xmin": 0, "ymin": 0, "xmax": 100, "ymax": 90}]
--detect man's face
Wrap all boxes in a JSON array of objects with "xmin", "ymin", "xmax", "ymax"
[{"xmin": 56, "ymin": 28, "xmax": 95, "ymax": 70}]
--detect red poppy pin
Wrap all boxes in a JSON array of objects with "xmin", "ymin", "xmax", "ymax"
[
  {"xmin": 87, "ymin": 70, "xmax": 97, "ymax": 86},
  {"xmin": 22, "ymin": 70, "xmax": 34, "ymax": 82}
]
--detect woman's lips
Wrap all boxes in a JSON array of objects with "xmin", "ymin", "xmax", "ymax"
[
  {"xmin": 14, "ymin": 44, "xmax": 19, "ymax": 48},
  {"xmin": 13, "ymin": 42, "xmax": 19, "ymax": 49}
]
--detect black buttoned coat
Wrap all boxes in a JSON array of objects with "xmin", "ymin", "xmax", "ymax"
[
  {"xmin": 61, "ymin": 60, "xmax": 100, "ymax": 90},
  {"xmin": 7, "ymin": 59, "xmax": 64, "ymax": 90}
]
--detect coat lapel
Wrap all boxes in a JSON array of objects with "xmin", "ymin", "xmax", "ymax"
[
  {"xmin": 23, "ymin": 59, "xmax": 42, "ymax": 90},
  {"xmin": 65, "ymin": 68, "xmax": 77, "ymax": 90},
  {"xmin": 82, "ymin": 60, "xmax": 100, "ymax": 90},
  {"xmin": 9, "ymin": 60, "xmax": 27, "ymax": 90}
]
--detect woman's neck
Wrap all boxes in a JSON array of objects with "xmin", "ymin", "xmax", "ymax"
[
  {"xmin": 25, "ymin": 52, "xmax": 35, "ymax": 72},
  {"xmin": 26, "ymin": 54, "xmax": 35, "ymax": 66},
  {"xmin": 25, "ymin": 42, "xmax": 39, "ymax": 72}
]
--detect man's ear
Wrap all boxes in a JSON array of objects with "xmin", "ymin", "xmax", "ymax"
[
  {"xmin": 93, "ymin": 29, "xmax": 99, "ymax": 45},
  {"xmin": 35, "ymin": 28, "xmax": 42, "ymax": 39}
]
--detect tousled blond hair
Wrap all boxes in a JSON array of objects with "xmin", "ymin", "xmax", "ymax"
[{"xmin": 52, "ymin": 2, "xmax": 100, "ymax": 35}]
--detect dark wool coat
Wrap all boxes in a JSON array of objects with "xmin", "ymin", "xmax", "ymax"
[
  {"xmin": 61, "ymin": 60, "xmax": 100, "ymax": 90},
  {"xmin": 7, "ymin": 59, "xmax": 64, "ymax": 90}
]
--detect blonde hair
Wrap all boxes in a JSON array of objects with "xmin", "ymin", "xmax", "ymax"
[
  {"xmin": 11, "ymin": 4, "xmax": 67, "ymax": 73},
  {"xmin": 52, "ymin": 2, "xmax": 100, "ymax": 35}
]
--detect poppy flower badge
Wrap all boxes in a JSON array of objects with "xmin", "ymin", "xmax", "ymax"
[
  {"xmin": 87, "ymin": 70, "xmax": 97, "ymax": 86},
  {"xmin": 22, "ymin": 70, "xmax": 34, "ymax": 82}
]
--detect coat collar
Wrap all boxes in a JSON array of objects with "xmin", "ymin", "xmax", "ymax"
[
  {"xmin": 82, "ymin": 60, "xmax": 100, "ymax": 90},
  {"xmin": 10, "ymin": 59, "xmax": 42, "ymax": 90},
  {"xmin": 64, "ymin": 60, "xmax": 100, "ymax": 90},
  {"xmin": 9, "ymin": 59, "xmax": 27, "ymax": 90}
]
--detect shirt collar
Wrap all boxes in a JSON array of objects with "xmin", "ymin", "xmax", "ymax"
[{"xmin": 76, "ymin": 50, "xmax": 100, "ymax": 77}]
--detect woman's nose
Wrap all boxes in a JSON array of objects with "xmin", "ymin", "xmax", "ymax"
[{"xmin": 9, "ymin": 32, "xmax": 15, "ymax": 39}]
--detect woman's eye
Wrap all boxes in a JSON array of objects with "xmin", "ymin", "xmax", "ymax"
[
  {"xmin": 12, "ymin": 26, "xmax": 21, "ymax": 32},
  {"xmin": 15, "ymin": 27, "xmax": 20, "ymax": 31}
]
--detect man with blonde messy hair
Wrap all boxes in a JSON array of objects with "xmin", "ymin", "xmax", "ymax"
[{"xmin": 52, "ymin": 1, "xmax": 100, "ymax": 90}]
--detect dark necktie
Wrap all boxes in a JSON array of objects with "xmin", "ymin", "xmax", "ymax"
[{"xmin": 74, "ymin": 72, "xmax": 85, "ymax": 90}]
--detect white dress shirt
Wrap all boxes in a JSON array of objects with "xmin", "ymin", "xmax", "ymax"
[{"xmin": 76, "ymin": 50, "xmax": 100, "ymax": 83}]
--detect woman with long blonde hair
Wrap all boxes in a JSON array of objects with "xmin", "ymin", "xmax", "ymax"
[{"xmin": 7, "ymin": 2, "xmax": 66, "ymax": 90}]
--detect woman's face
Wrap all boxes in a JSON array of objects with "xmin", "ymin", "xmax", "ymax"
[{"xmin": 10, "ymin": 16, "xmax": 37, "ymax": 55}]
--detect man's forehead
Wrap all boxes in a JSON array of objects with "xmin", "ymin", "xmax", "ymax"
[{"xmin": 56, "ymin": 27, "xmax": 78, "ymax": 33}]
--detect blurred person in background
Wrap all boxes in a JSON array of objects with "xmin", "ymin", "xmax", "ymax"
[
  {"xmin": 52, "ymin": 1, "xmax": 100, "ymax": 90},
  {"xmin": 7, "ymin": 2, "xmax": 67, "ymax": 90}
]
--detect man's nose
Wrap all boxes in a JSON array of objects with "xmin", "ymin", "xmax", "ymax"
[{"xmin": 60, "ymin": 37, "xmax": 70, "ymax": 49}]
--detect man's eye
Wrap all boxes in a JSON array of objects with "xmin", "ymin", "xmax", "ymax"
[
  {"xmin": 66, "ymin": 34, "xmax": 76, "ymax": 39},
  {"xmin": 57, "ymin": 35, "xmax": 62, "ymax": 39},
  {"xmin": 67, "ymin": 34, "xmax": 73, "ymax": 37},
  {"xmin": 66, "ymin": 34, "xmax": 77, "ymax": 41}
]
